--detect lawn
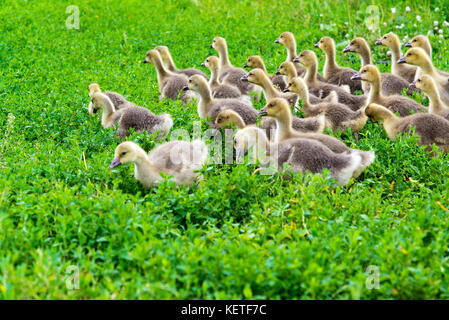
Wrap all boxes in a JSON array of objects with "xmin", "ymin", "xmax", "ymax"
[{"xmin": 1, "ymin": 0, "xmax": 449, "ymax": 299}]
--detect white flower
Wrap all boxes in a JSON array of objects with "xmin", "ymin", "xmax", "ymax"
[
  {"xmin": 443, "ymin": 21, "xmax": 449, "ymax": 27},
  {"xmin": 387, "ymin": 50, "xmax": 392, "ymax": 56},
  {"xmin": 439, "ymin": 34, "xmax": 444, "ymax": 38},
  {"xmin": 413, "ymin": 24, "xmax": 417, "ymax": 28},
  {"xmin": 403, "ymin": 35, "xmax": 409, "ymax": 41},
  {"xmin": 383, "ymin": 22, "xmax": 387, "ymax": 26},
  {"xmin": 435, "ymin": 7, "xmax": 440, "ymax": 12},
  {"xmin": 416, "ymin": 15, "xmax": 421, "ymax": 22},
  {"xmin": 345, "ymin": 33, "xmax": 350, "ymax": 38},
  {"xmin": 391, "ymin": 8, "xmax": 396, "ymax": 14},
  {"xmin": 435, "ymin": 27, "xmax": 439, "ymax": 31},
  {"xmin": 434, "ymin": 21, "xmax": 439, "ymax": 26},
  {"xmin": 439, "ymin": 29, "xmax": 443, "ymax": 34},
  {"xmin": 405, "ymin": 6, "xmax": 411, "ymax": 12}
]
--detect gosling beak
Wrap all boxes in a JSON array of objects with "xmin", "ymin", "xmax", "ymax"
[
  {"xmin": 351, "ymin": 72, "xmax": 362, "ymax": 81},
  {"xmin": 283, "ymin": 87, "xmax": 290, "ymax": 93},
  {"xmin": 275, "ymin": 68, "xmax": 281, "ymax": 75},
  {"xmin": 182, "ymin": 86, "xmax": 189, "ymax": 91},
  {"xmin": 410, "ymin": 80, "xmax": 416, "ymax": 88},
  {"xmin": 292, "ymin": 56, "xmax": 300, "ymax": 63},
  {"xmin": 241, "ymin": 74, "xmax": 248, "ymax": 82},
  {"xmin": 258, "ymin": 105, "xmax": 268, "ymax": 116},
  {"xmin": 274, "ymin": 38, "xmax": 280, "ymax": 44},
  {"xmin": 213, "ymin": 123, "xmax": 220, "ymax": 130},
  {"xmin": 397, "ymin": 56, "xmax": 407, "ymax": 64},
  {"xmin": 342, "ymin": 45, "xmax": 351, "ymax": 53},
  {"xmin": 201, "ymin": 61, "xmax": 206, "ymax": 67},
  {"xmin": 210, "ymin": 44, "xmax": 213, "ymax": 49},
  {"xmin": 109, "ymin": 157, "xmax": 122, "ymax": 170},
  {"xmin": 374, "ymin": 39, "xmax": 382, "ymax": 46},
  {"xmin": 243, "ymin": 63, "xmax": 248, "ymax": 68},
  {"xmin": 143, "ymin": 59, "xmax": 149, "ymax": 64},
  {"xmin": 405, "ymin": 41, "xmax": 412, "ymax": 48},
  {"xmin": 92, "ymin": 108, "xmax": 98, "ymax": 114},
  {"xmin": 314, "ymin": 42, "xmax": 320, "ymax": 48}
]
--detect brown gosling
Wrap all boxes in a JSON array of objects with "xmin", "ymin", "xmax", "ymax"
[
  {"xmin": 234, "ymin": 126, "xmax": 373, "ymax": 185},
  {"xmin": 315, "ymin": 36, "xmax": 363, "ymax": 94},
  {"xmin": 109, "ymin": 140, "xmax": 208, "ymax": 187},
  {"xmin": 366, "ymin": 103, "xmax": 449, "ymax": 154},
  {"xmin": 243, "ymin": 55, "xmax": 287, "ymax": 90},
  {"xmin": 351, "ymin": 65, "xmax": 426, "ymax": 117},
  {"xmin": 274, "ymin": 31, "xmax": 327, "ymax": 82},
  {"xmin": 398, "ymin": 48, "xmax": 449, "ymax": 106},
  {"xmin": 286, "ymin": 78, "xmax": 368, "ymax": 141},
  {"xmin": 184, "ymin": 75, "xmax": 258, "ymax": 126},
  {"xmin": 143, "ymin": 50, "xmax": 198, "ymax": 104},
  {"xmin": 343, "ymin": 37, "xmax": 417, "ymax": 96},
  {"xmin": 294, "ymin": 50, "xmax": 366, "ymax": 111},
  {"xmin": 201, "ymin": 56, "xmax": 246, "ymax": 100},
  {"xmin": 210, "ymin": 37, "xmax": 262, "ymax": 100},
  {"xmin": 90, "ymin": 92, "xmax": 173, "ymax": 140},
  {"xmin": 375, "ymin": 32, "xmax": 417, "ymax": 83},
  {"xmin": 88, "ymin": 83, "xmax": 132, "ymax": 112},
  {"xmin": 155, "ymin": 46, "xmax": 209, "ymax": 80},
  {"xmin": 411, "ymin": 75, "xmax": 449, "ymax": 120}
]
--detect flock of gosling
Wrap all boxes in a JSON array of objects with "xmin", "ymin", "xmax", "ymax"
[{"xmin": 88, "ymin": 32, "xmax": 449, "ymax": 188}]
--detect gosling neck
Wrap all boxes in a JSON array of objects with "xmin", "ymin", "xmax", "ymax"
[
  {"xmin": 419, "ymin": 55, "xmax": 437, "ymax": 76},
  {"xmin": 257, "ymin": 74, "xmax": 279, "ymax": 99},
  {"xmin": 389, "ymin": 39, "xmax": 402, "ymax": 66},
  {"xmin": 100, "ymin": 96, "xmax": 116, "ymax": 127},
  {"xmin": 230, "ymin": 115, "xmax": 246, "ymax": 129},
  {"xmin": 294, "ymin": 87, "xmax": 310, "ymax": 109},
  {"xmin": 209, "ymin": 66, "xmax": 220, "ymax": 86},
  {"xmin": 152, "ymin": 56, "xmax": 169, "ymax": 91},
  {"xmin": 323, "ymin": 46, "xmax": 338, "ymax": 77},
  {"xmin": 217, "ymin": 44, "xmax": 231, "ymax": 68},
  {"xmin": 286, "ymin": 41, "xmax": 297, "ymax": 62},
  {"xmin": 197, "ymin": 83, "xmax": 213, "ymax": 118},
  {"xmin": 305, "ymin": 62, "xmax": 318, "ymax": 85},
  {"xmin": 163, "ymin": 51, "xmax": 177, "ymax": 72},
  {"xmin": 285, "ymin": 66, "xmax": 297, "ymax": 82},
  {"xmin": 275, "ymin": 109, "xmax": 294, "ymax": 141},
  {"xmin": 425, "ymin": 83, "xmax": 446, "ymax": 114},
  {"xmin": 366, "ymin": 75, "xmax": 382, "ymax": 104},
  {"xmin": 359, "ymin": 44, "xmax": 372, "ymax": 66}
]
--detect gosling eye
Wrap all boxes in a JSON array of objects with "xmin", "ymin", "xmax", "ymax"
[
  {"xmin": 413, "ymin": 39, "xmax": 417, "ymax": 42},
  {"xmin": 189, "ymin": 79, "xmax": 192, "ymax": 83},
  {"xmin": 350, "ymin": 42, "xmax": 354, "ymax": 45},
  {"xmin": 217, "ymin": 117, "xmax": 222, "ymax": 122},
  {"xmin": 407, "ymin": 53, "xmax": 412, "ymax": 56},
  {"xmin": 280, "ymin": 35, "xmax": 283, "ymax": 38},
  {"xmin": 234, "ymin": 139, "xmax": 238, "ymax": 146},
  {"xmin": 121, "ymin": 152, "xmax": 127, "ymax": 156},
  {"xmin": 363, "ymin": 70, "xmax": 367, "ymax": 73},
  {"xmin": 269, "ymin": 103, "xmax": 274, "ymax": 107},
  {"xmin": 418, "ymin": 79, "xmax": 422, "ymax": 82}
]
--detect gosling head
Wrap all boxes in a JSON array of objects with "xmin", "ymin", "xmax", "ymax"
[
  {"xmin": 154, "ymin": 46, "xmax": 171, "ymax": 62},
  {"xmin": 405, "ymin": 35, "xmax": 428, "ymax": 48},
  {"xmin": 89, "ymin": 92, "xmax": 109, "ymax": 115},
  {"xmin": 410, "ymin": 74, "xmax": 435, "ymax": 93},
  {"xmin": 241, "ymin": 68, "xmax": 265, "ymax": 85},
  {"xmin": 351, "ymin": 65, "xmax": 379, "ymax": 83},
  {"xmin": 375, "ymin": 32, "xmax": 397, "ymax": 47},
  {"xmin": 258, "ymin": 98, "xmax": 289, "ymax": 118},
  {"xmin": 215, "ymin": 109, "xmax": 240, "ymax": 128},
  {"xmin": 315, "ymin": 36, "xmax": 335, "ymax": 53},
  {"xmin": 143, "ymin": 49, "xmax": 161, "ymax": 64},
  {"xmin": 201, "ymin": 56, "xmax": 219, "ymax": 69},
  {"xmin": 243, "ymin": 56, "xmax": 263, "ymax": 69},
  {"xmin": 397, "ymin": 47, "xmax": 427, "ymax": 66},
  {"xmin": 210, "ymin": 37, "xmax": 226, "ymax": 50},
  {"xmin": 109, "ymin": 141, "xmax": 143, "ymax": 169},
  {"xmin": 276, "ymin": 61, "xmax": 295, "ymax": 76},
  {"xmin": 343, "ymin": 37, "xmax": 367, "ymax": 54},
  {"xmin": 275, "ymin": 31, "xmax": 295, "ymax": 47},
  {"xmin": 89, "ymin": 83, "xmax": 101, "ymax": 96},
  {"xmin": 184, "ymin": 74, "xmax": 207, "ymax": 92},
  {"xmin": 293, "ymin": 50, "xmax": 316, "ymax": 66},
  {"xmin": 284, "ymin": 77, "xmax": 307, "ymax": 95}
]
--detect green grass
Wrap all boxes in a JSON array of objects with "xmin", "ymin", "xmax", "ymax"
[{"xmin": 1, "ymin": 0, "xmax": 449, "ymax": 299}]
